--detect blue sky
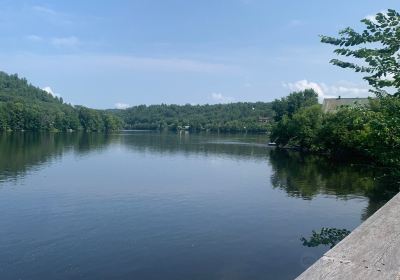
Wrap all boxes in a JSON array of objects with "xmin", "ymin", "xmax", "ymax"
[{"xmin": 0, "ymin": 0, "xmax": 398, "ymax": 109}]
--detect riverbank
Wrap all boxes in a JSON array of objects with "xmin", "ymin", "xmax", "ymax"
[{"xmin": 296, "ymin": 192, "xmax": 400, "ymax": 279}]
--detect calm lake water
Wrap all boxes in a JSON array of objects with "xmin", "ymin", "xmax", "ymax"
[{"xmin": 0, "ymin": 131, "xmax": 398, "ymax": 280}]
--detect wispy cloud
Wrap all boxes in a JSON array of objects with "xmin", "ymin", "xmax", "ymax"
[
  {"xmin": 79, "ymin": 55, "xmax": 237, "ymax": 74},
  {"xmin": 32, "ymin": 5, "xmax": 73, "ymax": 25},
  {"xmin": 25, "ymin": 35, "xmax": 81, "ymax": 49},
  {"xmin": 320, "ymin": 81, "xmax": 369, "ymax": 96},
  {"xmin": 51, "ymin": 36, "xmax": 80, "ymax": 48},
  {"xmin": 0, "ymin": 53, "xmax": 237, "ymax": 74},
  {"xmin": 288, "ymin": 19, "xmax": 303, "ymax": 27},
  {"xmin": 115, "ymin": 102, "xmax": 130, "ymax": 109},
  {"xmin": 111, "ymin": 56, "xmax": 235, "ymax": 73},
  {"xmin": 26, "ymin": 35, "xmax": 43, "ymax": 42},
  {"xmin": 283, "ymin": 80, "xmax": 370, "ymax": 103},
  {"xmin": 211, "ymin": 92, "xmax": 235, "ymax": 103},
  {"xmin": 33, "ymin": 5, "xmax": 57, "ymax": 16}
]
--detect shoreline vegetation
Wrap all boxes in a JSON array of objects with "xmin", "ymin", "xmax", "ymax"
[{"xmin": 270, "ymin": 89, "xmax": 400, "ymax": 169}]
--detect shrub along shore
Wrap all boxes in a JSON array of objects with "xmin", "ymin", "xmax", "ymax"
[{"xmin": 270, "ymin": 89, "xmax": 400, "ymax": 168}]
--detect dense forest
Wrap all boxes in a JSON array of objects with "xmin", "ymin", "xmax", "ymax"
[
  {"xmin": 111, "ymin": 102, "xmax": 274, "ymax": 132},
  {"xmin": 0, "ymin": 71, "xmax": 121, "ymax": 131},
  {"xmin": 0, "ymin": 71, "xmax": 273, "ymax": 133}
]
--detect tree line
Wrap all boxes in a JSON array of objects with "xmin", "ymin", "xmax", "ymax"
[{"xmin": 112, "ymin": 102, "xmax": 274, "ymax": 133}]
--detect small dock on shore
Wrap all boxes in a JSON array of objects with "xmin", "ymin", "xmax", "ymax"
[{"xmin": 296, "ymin": 192, "xmax": 400, "ymax": 279}]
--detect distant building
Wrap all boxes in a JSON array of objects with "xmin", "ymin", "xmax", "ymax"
[
  {"xmin": 322, "ymin": 97, "xmax": 371, "ymax": 113},
  {"xmin": 178, "ymin": 125, "xmax": 190, "ymax": 130},
  {"xmin": 258, "ymin": 117, "xmax": 271, "ymax": 123}
]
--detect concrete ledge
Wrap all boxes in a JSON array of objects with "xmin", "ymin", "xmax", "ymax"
[{"xmin": 296, "ymin": 192, "xmax": 400, "ymax": 280}]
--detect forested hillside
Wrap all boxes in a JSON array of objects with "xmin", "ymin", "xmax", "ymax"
[
  {"xmin": 111, "ymin": 102, "xmax": 274, "ymax": 132},
  {"xmin": 0, "ymin": 71, "xmax": 274, "ymax": 133},
  {"xmin": 0, "ymin": 71, "xmax": 121, "ymax": 131}
]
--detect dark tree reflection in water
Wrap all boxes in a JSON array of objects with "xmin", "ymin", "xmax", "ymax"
[
  {"xmin": 301, "ymin": 227, "xmax": 351, "ymax": 249},
  {"xmin": 269, "ymin": 149, "xmax": 399, "ymax": 221}
]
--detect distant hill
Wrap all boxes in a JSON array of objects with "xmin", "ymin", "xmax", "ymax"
[
  {"xmin": 0, "ymin": 71, "xmax": 121, "ymax": 131},
  {"xmin": 112, "ymin": 102, "xmax": 274, "ymax": 132},
  {"xmin": 0, "ymin": 72, "xmax": 64, "ymax": 105}
]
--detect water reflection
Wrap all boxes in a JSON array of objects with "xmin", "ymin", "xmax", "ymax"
[
  {"xmin": 268, "ymin": 149, "xmax": 399, "ymax": 220},
  {"xmin": 1, "ymin": 131, "xmax": 398, "ymax": 220},
  {"xmin": 120, "ymin": 131, "xmax": 271, "ymax": 160},
  {"xmin": 301, "ymin": 227, "xmax": 351, "ymax": 249},
  {"xmin": 0, "ymin": 132, "xmax": 116, "ymax": 182}
]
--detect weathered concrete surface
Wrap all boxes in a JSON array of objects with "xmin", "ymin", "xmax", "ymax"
[{"xmin": 296, "ymin": 192, "xmax": 400, "ymax": 280}]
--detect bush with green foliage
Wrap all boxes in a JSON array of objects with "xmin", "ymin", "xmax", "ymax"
[
  {"xmin": 271, "ymin": 88, "xmax": 319, "ymax": 121},
  {"xmin": 270, "ymin": 89, "xmax": 321, "ymax": 149}
]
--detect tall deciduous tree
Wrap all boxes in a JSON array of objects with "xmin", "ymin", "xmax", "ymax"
[
  {"xmin": 321, "ymin": 9, "xmax": 400, "ymax": 97},
  {"xmin": 271, "ymin": 89, "xmax": 318, "ymax": 121}
]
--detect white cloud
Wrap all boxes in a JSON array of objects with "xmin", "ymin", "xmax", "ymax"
[
  {"xmin": 32, "ymin": 5, "xmax": 74, "ymax": 26},
  {"xmin": 283, "ymin": 80, "xmax": 325, "ymax": 98},
  {"xmin": 320, "ymin": 82, "xmax": 369, "ymax": 96},
  {"xmin": 26, "ymin": 35, "xmax": 43, "ymax": 42},
  {"xmin": 283, "ymin": 79, "xmax": 370, "ymax": 103},
  {"xmin": 211, "ymin": 92, "xmax": 235, "ymax": 103},
  {"xmin": 365, "ymin": 10, "xmax": 387, "ymax": 23},
  {"xmin": 42, "ymin": 86, "xmax": 61, "ymax": 98},
  {"xmin": 51, "ymin": 36, "xmax": 80, "ymax": 48},
  {"xmin": 365, "ymin": 15, "xmax": 376, "ymax": 23},
  {"xmin": 115, "ymin": 102, "xmax": 130, "ymax": 109}
]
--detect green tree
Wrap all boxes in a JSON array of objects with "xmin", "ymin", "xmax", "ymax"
[
  {"xmin": 271, "ymin": 104, "xmax": 323, "ymax": 149},
  {"xmin": 321, "ymin": 9, "xmax": 400, "ymax": 96},
  {"xmin": 102, "ymin": 113, "xmax": 122, "ymax": 131},
  {"xmin": 271, "ymin": 89, "xmax": 318, "ymax": 121}
]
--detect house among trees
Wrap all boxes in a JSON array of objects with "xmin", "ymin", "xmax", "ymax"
[
  {"xmin": 258, "ymin": 116, "xmax": 271, "ymax": 123},
  {"xmin": 322, "ymin": 97, "xmax": 370, "ymax": 113}
]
